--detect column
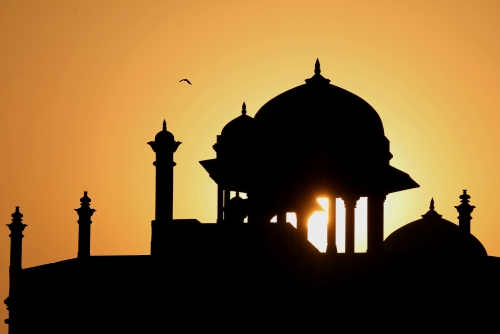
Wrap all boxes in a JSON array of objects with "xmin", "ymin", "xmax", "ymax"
[
  {"xmin": 367, "ymin": 194, "xmax": 386, "ymax": 255},
  {"xmin": 296, "ymin": 210, "xmax": 308, "ymax": 251},
  {"xmin": 277, "ymin": 211, "xmax": 286, "ymax": 225},
  {"xmin": 217, "ymin": 186, "xmax": 223, "ymax": 223},
  {"xmin": 343, "ymin": 196, "xmax": 359, "ymax": 254},
  {"xmin": 223, "ymin": 189, "xmax": 231, "ymax": 221},
  {"xmin": 326, "ymin": 197, "xmax": 337, "ymax": 254}
]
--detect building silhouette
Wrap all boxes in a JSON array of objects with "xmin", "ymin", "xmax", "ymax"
[{"xmin": 4, "ymin": 60, "xmax": 500, "ymax": 333}]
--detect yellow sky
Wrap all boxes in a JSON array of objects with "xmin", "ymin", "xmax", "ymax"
[{"xmin": 2, "ymin": 1, "xmax": 500, "ymax": 330}]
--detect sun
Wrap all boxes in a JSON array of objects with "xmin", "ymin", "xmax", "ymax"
[{"xmin": 271, "ymin": 197, "xmax": 368, "ymax": 252}]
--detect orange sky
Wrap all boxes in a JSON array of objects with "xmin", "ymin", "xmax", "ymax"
[{"xmin": 2, "ymin": 1, "xmax": 500, "ymax": 330}]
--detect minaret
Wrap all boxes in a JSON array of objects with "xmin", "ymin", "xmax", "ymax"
[
  {"xmin": 148, "ymin": 120, "xmax": 181, "ymax": 254},
  {"xmin": 5, "ymin": 206, "xmax": 27, "ymax": 334},
  {"xmin": 75, "ymin": 191, "xmax": 96, "ymax": 258},
  {"xmin": 455, "ymin": 189, "xmax": 475, "ymax": 234},
  {"xmin": 148, "ymin": 120, "xmax": 181, "ymax": 222}
]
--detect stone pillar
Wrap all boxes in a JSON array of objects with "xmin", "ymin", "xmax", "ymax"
[
  {"xmin": 455, "ymin": 190, "xmax": 475, "ymax": 234},
  {"xmin": 296, "ymin": 209, "xmax": 309, "ymax": 251},
  {"xmin": 367, "ymin": 194, "xmax": 386, "ymax": 255},
  {"xmin": 5, "ymin": 206, "xmax": 27, "ymax": 334},
  {"xmin": 343, "ymin": 196, "xmax": 359, "ymax": 254},
  {"xmin": 224, "ymin": 189, "xmax": 231, "ymax": 221},
  {"xmin": 326, "ymin": 197, "xmax": 337, "ymax": 254},
  {"xmin": 217, "ymin": 185, "xmax": 223, "ymax": 223},
  {"xmin": 277, "ymin": 211, "xmax": 286, "ymax": 225},
  {"xmin": 75, "ymin": 191, "xmax": 96, "ymax": 258}
]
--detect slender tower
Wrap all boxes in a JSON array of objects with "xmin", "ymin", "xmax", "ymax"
[
  {"xmin": 148, "ymin": 120, "xmax": 181, "ymax": 254},
  {"xmin": 75, "ymin": 191, "xmax": 96, "ymax": 258},
  {"xmin": 5, "ymin": 206, "xmax": 27, "ymax": 334},
  {"xmin": 455, "ymin": 189, "xmax": 475, "ymax": 234}
]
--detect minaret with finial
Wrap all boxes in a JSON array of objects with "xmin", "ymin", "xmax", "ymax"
[
  {"xmin": 5, "ymin": 206, "xmax": 27, "ymax": 334},
  {"xmin": 148, "ymin": 120, "xmax": 181, "ymax": 240},
  {"xmin": 455, "ymin": 190, "xmax": 475, "ymax": 234},
  {"xmin": 75, "ymin": 191, "xmax": 96, "ymax": 258}
]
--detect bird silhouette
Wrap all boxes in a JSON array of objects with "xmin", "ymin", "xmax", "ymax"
[{"xmin": 179, "ymin": 79, "xmax": 192, "ymax": 85}]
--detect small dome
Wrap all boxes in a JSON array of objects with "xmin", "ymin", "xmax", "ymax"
[
  {"xmin": 221, "ymin": 102, "xmax": 254, "ymax": 140},
  {"xmin": 384, "ymin": 199, "xmax": 487, "ymax": 256},
  {"xmin": 155, "ymin": 120, "xmax": 175, "ymax": 142}
]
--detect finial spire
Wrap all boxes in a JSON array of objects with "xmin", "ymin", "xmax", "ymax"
[
  {"xmin": 430, "ymin": 198, "xmax": 435, "ymax": 210},
  {"xmin": 459, "ymin": 189, "xmax": 471, "ymax": 203},
  {"xmin": 242, "ymin": 102, "xmax": 246, "ymax": 115},
  {"xmin": 315, "ymin": 58, "xmax": 321, "ymax": 74},
  {"xmin": 8, "ymin": 206, "xmax": 26, "ymax": 233},
  {"xmin": 305, "ymin": 59, "xmax": 330, "ymax": 84},
  {"xmin": 76, "ymin": 191, "xmax": 95, "ymax": 213},
  {"xmin": 162, "ymin": 120, "xmax": 166, "ymax": 131}
]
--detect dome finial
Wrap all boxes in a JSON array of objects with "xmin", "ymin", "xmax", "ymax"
[
  {"xmin": 421, "ymin": 197, "xmax": 442, "ymax": 218},
  {"xmin": 315, "ymin": 58, "xmax": 321, "ymax": 75},
  {"xmin": 162, "ymin": 120, "xmax": 167, "ymax": 131},
  {"xmin": 242, "ymin": 102, "xmax": 246, "ymax": 115},
  {"xmin": 305, "ymin": 59, "xmax": 330, "ymax": 84}
]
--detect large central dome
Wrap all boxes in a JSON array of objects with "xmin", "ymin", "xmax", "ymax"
[
  {"xmin": 253, "ymin": 60, "xmax": 391, "ymax": 170},
  {"xmin": 255, "ymin": 61, "xmax": 385, "ymax": 140}
]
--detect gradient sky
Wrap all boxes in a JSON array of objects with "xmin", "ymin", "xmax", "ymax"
[{"xmin": 2, "ymin": 1, "xmax": 500, "ymax": 330}]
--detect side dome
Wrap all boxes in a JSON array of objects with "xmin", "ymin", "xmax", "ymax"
[
  {"xmin": 215, "ymin": 103, "xmax": 255, "ymax": 161},
  {"xmin": 220, "ymin": 102, "xmax": 254, "ymax": 140},
  {"xmin": 384, "ymin": 199, "xmax": 487, "ymax": 256}
]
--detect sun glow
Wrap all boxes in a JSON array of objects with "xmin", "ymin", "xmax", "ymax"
[{"xmin": 270, "ymin": 197, "xmax": 368, "ymax": 252}]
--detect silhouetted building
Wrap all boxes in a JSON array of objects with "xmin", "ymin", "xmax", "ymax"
[{"xmin": 5, "ymin": 61, "xmax": 500, "ymax": 333}]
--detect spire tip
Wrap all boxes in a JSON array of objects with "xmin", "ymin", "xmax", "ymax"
[
  {"xmin": 315, "ymin": 58, "xmax": 321, "ymax": 74},
  {"xmin": 460, "ymin": 189, "xmax": 471, "ymax": 203},
  {"xmin": 242, "ymin": 102, "xmax": 246, "ymax": 115}
]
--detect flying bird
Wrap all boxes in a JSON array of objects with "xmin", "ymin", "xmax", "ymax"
[{"xmin": 179, "ymin": 79, "xmax": 192, "ymax": 85}]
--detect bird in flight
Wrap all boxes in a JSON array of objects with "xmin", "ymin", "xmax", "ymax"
[{"xmin": 179, "ymin": 79, "xmax": 192, "ymax": 85}]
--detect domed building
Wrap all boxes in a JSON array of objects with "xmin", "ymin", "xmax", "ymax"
[
  {"xmin": 201, "ymin": 59, "xmax": 418, "ymax": 254},
  {"xmin": 4, "ymin": 61, "xmax": 500, "ymax": 334},
  {"xmin": 385, "ymin": 196, "xmax": 487, "ymax": 256}
]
